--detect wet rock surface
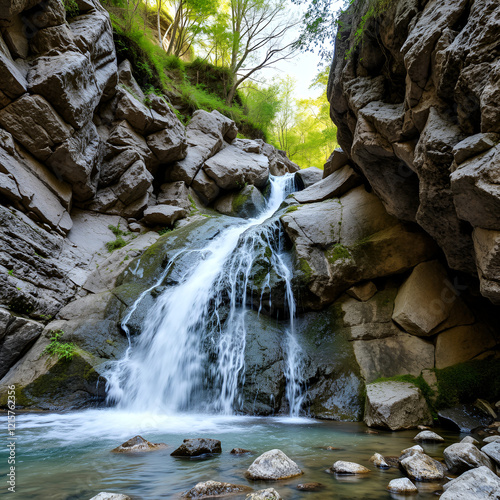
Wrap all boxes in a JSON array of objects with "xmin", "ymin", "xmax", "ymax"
[
  {"xmin": 111, "ymin": 435, "xmax": 167, "ymax": 453},
  {"xmin": 245, "ymin": 449, "xmax": 303, "ymax": 480},
  {"xmin": 171, "ymin": 438, "xmax": 222, "ymax": 457},
  {"xmin": 181, "ymin": 480, "xmax": 252, "ymax": 498}
]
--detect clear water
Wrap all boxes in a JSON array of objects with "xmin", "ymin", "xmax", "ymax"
[
  {"xmin": 106, "ymin": 174, "xmax": 305, "ymax": 416},
  {"xmin": 0, "ymin": 410, "xmax": 462, "ymax": 499}
]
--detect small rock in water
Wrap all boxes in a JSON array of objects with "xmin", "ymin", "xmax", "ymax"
[
  {"xmin": 111, "ymin": 435, "xmax": 167, "ymax": 453},
  {"xmin": 369, "ymin": 453, "xmax": 390, "ymax": 469},
  {"xmin": 365, "ymin": 429, "xmax": 379, "ymax": 434},
  {"xmin": 246, "ymin": 488, "xmax": 282, "ymax": 500},
  {"xmin": 181, "ymin": 480, "xmax": 252, "ymax": 498},
  {"xmin": 323, "ymin": 446, "xmax": 344, "ymax": 451},
  {"xmin": 418, "ymin": 425, "xmax": 431, "ymax": 430},
  {"xmin": 413, "ymin": 430, "xmax": 445, "ymax": 442},
  {"xmin": 461, "ymin": 436, "xmax": 479, "ymax": 445},
  {"xmin": 89, "ymin": 494, "xmax": 131, "ymax": 500},
  {"xmin": 387, "ymin": 478, "xmax": 418, "ymax": 493},
  {"xmin": 245, "ymin": 449, "xmax": 302, "ymax": 480},
  {"xmin": 329, "ymin": 460, "xmax": 371, "ymax": 474},
  {"xmin": 230, "ymin": 448, "xmax": 252, "ymax": 455},
  {"xmin": 483, "ymin": 435, "xmax": 500, "ymax": 444},
  {"xmin": 296, "ymin": 482, "xmax": 324, "ymax": 491},
  {"xmin": 171, "ymin": 438, "xmax": 222, "ymax": 457}
]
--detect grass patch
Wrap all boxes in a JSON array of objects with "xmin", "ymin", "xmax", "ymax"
[
  {"xmin": 157, "ymin": 228, "xmax": 172, "ymax": 236},
  {"xmin": 434, "ymin": 358, "xmax": 500, "ymax": 410},
  {"xmin": 106, "ymin": 224, "xmax": 130, "ymax": 252},
  {"xmin": 43, "ymin": 330, "xmax": 76, "ymax": 361}
]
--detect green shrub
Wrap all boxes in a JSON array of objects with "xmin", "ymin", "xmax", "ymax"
[
  {"xmin": 106, "ymin": 224, "xmax": 130, "ymax": 252},
  {"xmin": 43, "ymin": 330, "xmax": 76, "ymax": 361},
  {"xmin": 63, "ymin": 0, "xmax": 79, "ymax": 18}
]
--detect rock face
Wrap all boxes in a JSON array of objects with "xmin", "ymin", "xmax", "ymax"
[
  {"xmin": 328, "ymin": 0, "xmax": 500, "ymax": 296},
  {"xmin": 440, "ymin": 466, "xmax": 500, "ymax": 500},
  {"xmin": 245, "ymin": 449, "xmax": 303, "ymax": 480},
  {"xmin": 170, "ymin": 438, "xmax": 222, "ymax": 457},
  {"xmin": 364, "ymin": 381, "xmax": 433, "ymax": 430}
]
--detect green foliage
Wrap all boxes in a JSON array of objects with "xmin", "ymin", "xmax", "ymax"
[
  {"xmin": 8, "ymin": 269, "xmax": 14, "ymax": 276},
  {"xmin": 63, "ymin": 0, "xmax": 80, "ymax": 18},
  {"xmin": 158, "ymin": 228, "xmax": 172, "ymax": 236},
  {"xmin": 434, "ymin": 359, "xmax": 500, "ymax": 410},
  {"xmin": 329, "ymin": 243, "xmax": 351, "ymax": 262},
  {"xmin": 43, "ymin": 330, "xmax": 76, "ymax": 361},
  {"xmin": 106, "ymin": 224, "xmax": 130, "ymax": 252}
]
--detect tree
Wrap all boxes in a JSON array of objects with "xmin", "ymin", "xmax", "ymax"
[
  {"xmin": 224, "ymin": 0, "xmax": 300, "ymax": 105},
  {"xmin": 271, "ymin": 76, "xmax": 296, "ymax": 156},
  {"xmin": 241, "ymin": 80, "xmax": 282, "ymax": 135}
]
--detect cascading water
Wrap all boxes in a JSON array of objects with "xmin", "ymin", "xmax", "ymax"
[{"xmin": 106, "ymin": 174, "xmax": 306, "ymax": 415}]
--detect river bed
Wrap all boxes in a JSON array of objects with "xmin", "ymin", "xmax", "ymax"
[{"xmin": 0, "ymin": 410, "xmax": 463, "ymax": 499}]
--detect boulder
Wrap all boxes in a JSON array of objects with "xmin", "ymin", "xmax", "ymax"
[
  {"xmin": 188, "ymin": 109, "xmax": 237, "ymax": 143},
  {"xmin": 245, "ymin": 449, "xmax": 302, "ymax": 480},
  {"xmin": 443, "ymin": 443, "xmax": 494, "ymax": 474},
  {"xmin": 413, "ymin": 431, "xmax": 444, "ymax": 443},
  {"xmin": 451, "ymin": 145, "xmax": 500, "ymax": 231},
  {"xmin": 0, "ymin": 94, "xmax": 73, "ymax": 161},
  {"xmin": 472, "ymin": 228, "xmax": 500, "ymax": 305},
  {"xmin": 359, "ymin": 101, "xmax": 405, "ymax": 143},
  {"xmin": 295, "ymin": 166, "xmax": 323, "ymax": 188},
  {"xmin": 399, "ymin": 450, "xmax": 446, "ymax": 481},
  {"xmin": 387, "ymin": 478, "xmax": 418, "ymax": 493},
  {"xmin": 480, "ymin": 442, "xmax": 500, "ymax": 467},
  {"xmin": 438, "ymin": 405, "xmax": 493, "ymax": 433},
  {"xmin": 0, "ymin": 50, "xmax": 27, "ymax": 99},
  {"xmin": 99, "ymin": 148, "xmax": 142, "ymax": 187},
  {"xmin": 369, "ymin": 453, "xmax": 390, "ymax": 469},
  {"xmin": 170, "ymin": 438, "xmax": 222, "ymax": 457},
  {"xmin": 329, "ymin": 460, "xmax": 370, "ymax": 474},
  {"xmin": 204, "ymin": 145, "xmax": 269, "ymax": 190},
  {"xmin": 181, "ymin": 481, "xmax": 251, "ymax": 498},
  {"xmin": 214, "ymin": 185, "xmax": 265, "ymax": 218},
  {"xmin": 27, "ymin": 51, "xmax": 100, "ymax": 129},
  {"xmin": 143, "ymin": 205, "xmax": 187, "ymax": 226},
  {"xmin": 113, "ymin": 160, "xmax": 153, "ymax": 206},
  {"xmin": 246, "ymin": 489, "xmax": 281, "ymax": 500},
  {"xmin": 346, "ymin": 281, "xmax": 377, "ymax": 302},
  {"xmin": 191, "ymin": 169, "xmax": 220, "ymax": 203},
  {"xmin": 392, "ymin": 260, "xmax": 472, "ymax": 336},
  {"xmin": 111, "ymin": 435, "xmax": 167, "ymax": 453},
  {"xmin": 435, "ymin": 324, "xmax": 496, "ymax": 369},
  {"xmin": 440, "ymin": 466, "xmax": 500, "ymax": 500},
  {"xmin": 157, "ymin": 181, "xmax": 192, "ymax": 211},
  {"xmin": 291, "ymin": 165, "xmax": 360, "ymax": 204},
  {"xmin": 281, "ymin": 186, "xmax": 435, "ymax": 308},
  {"xmin": 323, "ymin": 149, "xmax": 349, "ymax": 178},
  {"xmin": 364, "ymin": 381, "xmax": 433, "ymax": 430},
  {"xmin": 462, "ymin": 436, "xmax": 480, "ymax": 445},
  {"xmin": 483, "ymin": 436, "xmax": 500, "ymax": 444},
  {"xmin": 146, "ymin": 123, "xmax": 187, "ymax": 165}
]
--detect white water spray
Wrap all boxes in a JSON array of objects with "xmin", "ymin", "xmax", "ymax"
[{"xmin": 106, "ymin": 174, "xmax": 306, "ymax": 415}]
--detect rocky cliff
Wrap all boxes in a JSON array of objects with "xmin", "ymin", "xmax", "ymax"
[{"xmin": 0, "ymin": 0, "xmax": 499, "ymax": 420}]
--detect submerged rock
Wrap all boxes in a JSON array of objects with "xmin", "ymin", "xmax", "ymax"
[
  {"xmin": 364, "ymin": 381, "xmax": 433, "ymax": 430},
  {"xmin": 245, "ymin": 449, "xmax": 302, "ymax": 480},
  {"xmin": 440, "ymin": 466, "xmax": 500, "ymax": 499},
  {"xmin": 328, "ymin": 460, "xmax": 370, "ymax": 474},
  {"xmin": 111, "ymin": 435, "xmax": 167, "ymax": 453},
  {"xmin": 246, "ymin": 488, "xmax": 282, "ymax": 500},
  {"xmin": 171, "ymin": 438, "xmax": 222, "ymax": 457},
  {"xmin": 89, "ymin": 494, "xmax": 131, "ymax": 500},
  {"xmin": 296, "ymin": 483, "xmax": 324, "ymax": 491},
  {"xmin": 230, "ymin": 448, "xmax": 252, "ymax": 455},
  {"xmin": 387, "ymin": 478, "xmax": 418, "ymax": 493},
  {"xmin": 413, "ymin": 431, "xmax": 444, "ymax": 442},
  {"xmin": 181, "ymin": 480, "xmax": 252, "ymax": 498}
]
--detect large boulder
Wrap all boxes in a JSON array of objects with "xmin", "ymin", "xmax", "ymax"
[
  {"xmin": 143, "ymin": 205, "xmax": 187, "ymax": 226},
  {"xmin": 399, "ymin": 450, "xmax": 446, "ymax": 482},
  {"xmin": 204, "ymin": 145, "xmax": 269, "ymax": 190},
  {"xmin": 245, "ymin": 449, "xmax": 302, "ymax": 480},
  {"xmin": 392, "ymin": 260, "xmax": 474, "ymax": 336},
  {"xmin": 364, "ymin": 381, "xmax": 433, "ymax": 430},
  {"xmin": 443, "ymin": 443, "xmax": 495, "ymax": 474},
  {"xmin": 214, "ymin": 185, "xmax": 265, "ymax": 218},
  {"xmin": 281, "ymin": 186, "xmax": 435, "ymax": 308},
  {"xmin": 295, "ymin": 166, "xmax": 323, "ymax": 188},
  {"xmin": 440, "ymin": 466, "xmax": 500, "ymax": 500}
]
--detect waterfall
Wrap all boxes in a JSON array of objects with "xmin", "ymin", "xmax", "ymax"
[{"xmin": 105, "ymin": 174, "xmax": 306, "ymax": 416}]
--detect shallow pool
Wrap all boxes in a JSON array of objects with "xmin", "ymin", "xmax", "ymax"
[{"xmin": 0, "ymin": 410, "xmax": 463, "ymax": 499}]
